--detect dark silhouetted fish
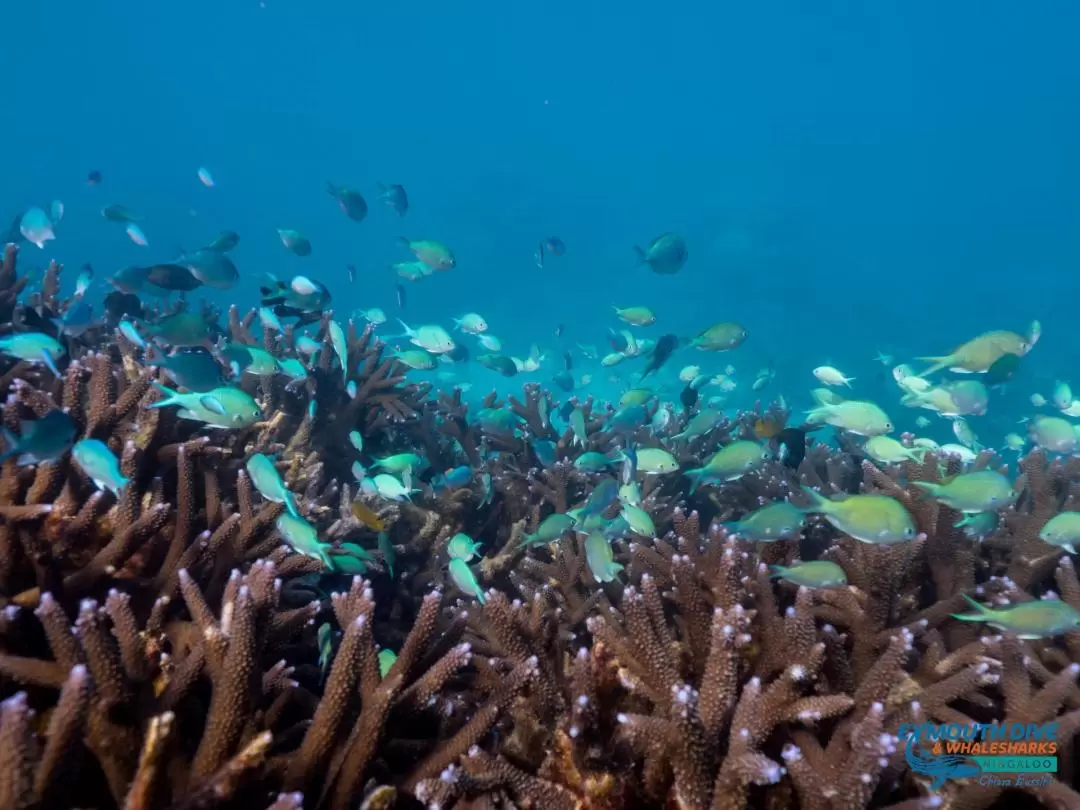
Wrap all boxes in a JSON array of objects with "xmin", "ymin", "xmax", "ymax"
[
  {"xmin": 640, "ymin": 333, "xmax": 679, "ymax": 379},
  {"xmin": 145, "ymin": 262, "xmax": 203, "ymax": 292},
  {"xmin": 327, "ymin": 181, "xmax": 368, "ymax": 222},
  {"xmin": 86, "ymin": 170, "xmax": 102, "ymax": 186},
  {"xmin": 103, "ymin": 290, "xmax": 144, "ymax": 324},
  {"xmin": 478, "ymin": 353, "xmax": 518, "ymax": 377},
  {"xmin": 552, "ymin": 371, "xmax": 574, "ymax": 392},
  {"xmin": 378, "ymin": 183, "xmax": 409, "ymax": 216},
  {"xmin": 203, "ymin": 230, "xmax": 240, "ymax": 253},
  {"xmin": 535, "ymin": 236, "xmax": 566, "ymax": 269},
  {"xmin": 985, "ymin": 354, "xmax": 1020, "ymax": 388},
  {"xmin": 776, "ymin": 427, "xmax": 807, "ymax": 469}
]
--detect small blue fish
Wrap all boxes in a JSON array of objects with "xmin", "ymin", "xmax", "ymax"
[
  {"xmin": 349, "ymin": 431, "xmax": 364, "ymax": 453},
  {"xmin": 118, "ymin": 320, "xmax": 147, "ymax": 348},
  {"xmin": 258, "ymin": 307, "xmax": 283, "ymax": 333},
  {"xmin": 531, "ymin": 439, "xmax": 557, "ymax": 467},
  {"xmin": 245, "ymin": 453, "xmax": 300, "ymax": 518},
  {"xmin": 74, "ymin": 264, "xmax": 93, "ymax": 297},
  {"xmin": 54, "ymin": 300, "xmax": 95, "ymax": 337},
  {"xmin": 0, "ymin": 332, "xmax": 65, "ymax": 375},
  {"xmin": 147, "ymin": 383, "xmax": 262, "ymax": 429},
  {"xmin": 478, "ymin": 472, "xmax": 494, "ymax": 508},
  {"xmin": 433, "ymin": 465, "xmax": 472, "ymax": 492},
  {"xmin": 448, "ymin": 557, "xmax": 486, "ymax": 604},
  {"xmin": 352, "ymin": 460, "xmax": 368, "ymax": 481},
  {"xmin": 72, "ymin": 439, "xmax": 130, "ymax": 496},
  {"xmin": 307, "ymin": 399, "xmax": 317, "ymax": 421},
  {"xmin": 581, "ymin": 478, "xmax": 619, "ymax": 518},
  {"xmin": 378, "ymin": 530, "xmax": 396, "ymax": 577},
  {"xmin": 317, "ymin": 622, "xmax": 333, "ymax": 684},
  {"xmin": 0, "ymin": 411, "xmax": 77, "ymax": 466},
  {"xmin": 295, "ymin": 335, "xmax": 321, "ymax": 356},
  {"xmin": 585, "ymin": 531, "xmax": 623, "ymax": 583},
  {"xmin": 346, "ymin": 380, "xmax": 358, "ymax": 399},
  {"xmin": 275, "ymin": 512, "xmax": 332, "ymax": 568},
  {"xmin": 328, "ymin": 320, "xmax": 348, "ymax": 381}
]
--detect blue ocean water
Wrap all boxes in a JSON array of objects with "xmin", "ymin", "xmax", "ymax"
[{"xmin": 6, "ymin": 1, "xmax": 1080, "ymax": 442}]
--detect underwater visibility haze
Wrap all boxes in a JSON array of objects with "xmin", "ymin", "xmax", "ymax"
[{"xmin": 2, "ymin": 1, "xmax": 1080, "ymax": 808}]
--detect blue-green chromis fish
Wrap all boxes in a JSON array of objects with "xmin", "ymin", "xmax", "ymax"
[
  {"xmin": 951, "ymin": 594, "xmax": 1080, "ymax": 639},
  {"xmin": 0, "ymin": 332, "xmax": 65, "ymax": 375},
  {"xmin": 726, "ymin": 501, "xmax": 804, "ymax": 542},
  {"xmin": 275, "ymin": 513, "xmax": 332, "ymax": 568},
  {"xmin": 686, "ymin": 441, "xmax": 769, "ymax": 493},
  {"xmin": 245, "ymin": 453, "xmax": 299, "ymax": 518},
  {"xmin": 448, "ymin": 557, "xmax": 486, "ymax": 604},
  {"xmin": 620, "ymin": 503, "xmax": 655, "ymax": 536},
  {"xmin": 521, "ymin": 513, "xmax": 577, "ymax": 547},
  {"xmin": 118, "ymin": 320, "xmax": 147, "ymax": 348},
  {"xmin": 448, "ymin": 532, "xmax": 482, "ymax": 561},
  {"xmin": 317, "ymin": 622, "xmax": 333, "ymax": 683},
  {"xmin": 570, "ymin": 408, "xmax": 588, "ymax": 447},
  {"xmin": 913, "ymin": 470, "xmax": 1015, "ymax": 514},
  {"xmin": 72, "ymin": 439, "xmax": 130, "ymax": 496},
  {"xmin": 378, "ymin": 531, "xmax": 396, "ymax": 577},
  {"xmin": 148, "ymin": 383, "xmax": 262, "ymax": 428},
  {"xmin": 585, "ymin": 531, "xmax": 623, "ymax": 583},
  {"xmin": 1038, "ymin": 511, "xmax": 1080, "ymax": 554},
  {"xmin": 328, "ymin": 320, "xmax": 348, "ymax": 381},
  {"xmin": 349, "ymin": 431, "xmax": 364, "ymax": 452},
  {"xmin": 378, "ymin": 648, "xmax": 397, "ymax": 677},
  {"xmin": 0, "ymin": 410, "xmax": 77, "ymax": 466},
  {"xmin": 800, "ymin": 485, "xmax": 917, "ymax": 545},
  {"xmin": 769, "ymin": 561, "xmax": 847, "ymax": 589}
]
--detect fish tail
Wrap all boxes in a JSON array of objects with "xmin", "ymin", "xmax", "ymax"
[
  {"xmin": 686, "ymin": 468, "xmax": 704, "ymax": 494},
  {"xmin": 326, "ymin": 180, "xmax": 337, "ymax": 196},
  {"xmin": 916, "ymin": 356, "xmax": 952, "ymax": 377},
  {"xmin": 767, "ymin": 564, "xmax": 787, "ymax": 580},
  {"xmin": 797, "ymin": 484, "xmax": 829, "ymax": 513},
  {"xmin": 950, "ymin": 594, "xmax": 992, "ymax": 622},
  {"xmin": 912, "ymin": 481, "xmax": 939, "ymax": 499},
  {"xmin": 804, "ymin": 405, "xmax": 831, "ymax": 424},
  {"xmin": 147, "ymin": 382, "xmax": 181, "ymax": 408},
  {"xmin": 0, "ymin": 427, "xmax": 18, "ymax": 465}
]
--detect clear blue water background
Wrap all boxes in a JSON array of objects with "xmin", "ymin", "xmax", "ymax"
[{"xmin": 6, "ymin": 1, "xmax": 1080, "ymax": 443}]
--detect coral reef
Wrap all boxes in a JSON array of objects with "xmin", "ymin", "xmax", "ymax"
[{"xmin": 0, "ymin": 243, "xmax": 1077, "ymax": 810}]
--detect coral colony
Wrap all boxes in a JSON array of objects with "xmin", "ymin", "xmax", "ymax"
[{"xmin": 0, "ymin": 243, "xmax": 1076, "ymax": 809}]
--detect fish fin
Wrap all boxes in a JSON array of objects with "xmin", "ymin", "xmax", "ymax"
[
  {"xmin": 767, "ymin": 564, "xmax": 786, "ymax": 579},
  {"xmin": 911, "ymin": 481, "xmax": 939, "ymax": 499},
  {"xmin": 632, "ymin": 245, "xmax": 646, "ymax": 264},
  {"xmin": 797, "ymin": 484, "xmax": 829, "ymax": 513},
  {"xmin": 397, "ymin": 237, "xmax": 411, "ymax": 248},
  {"xmin": 326, "ymin": 181, "xmax": 338, "ymax": 197},
  {"xmin": 916, "ymin": 356, "xmax": 953, "ymax": 377},
  {"xmin": 1066, "ymin": 544, "xmax": 1077, "ymax": 554},
  {"xmin": 0, "ymin": 427, "xmax": 18, "ymax": 464},
  {"xmin": 40, "ymin": 349, "xmax": 60, "ymax": 376},
  {"xmin": 147, "ymin": 382, "xmax": 181, "ymax": 408},
  {"xmin": 199, "ymin": 395, "xmax": 227, "ymax": 416}
]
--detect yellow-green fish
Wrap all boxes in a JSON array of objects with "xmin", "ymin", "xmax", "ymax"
[
  {"xmin": 951, "ymin": 594, "xmax": 1080, "ymax": 639},
  {"xmin": 378, "ymin": 648, "xmax": 397, "ymax": 677},
  {"xmin": 914, "ymin": 470, "xmax": 1014, "ymax": 514},
  {"xmin": 691, "ymin": 321, "xmax": 747, "ymax": 352},
  {"xmin": 686, "ymin": 440, "xmax": 769, "ymax": 493},
  {"xmin": 634, "ymin": 447, "xmax": 679, "ymax": 474},
  {"xmin": 726, "ymin": 501, "xmax": 804, "ymax": 542},
  {"xmin": 620, "ymin": 503, "xmax": 655, "ymax": 536},
  {"xmin": 799, "ymin": 485, "xmax": 917, "ymax": 545},
  {"xmin": 769, "ymin": 560, "xmax": 847, "ymax": 589},
  {"xmin": 863, "ymin": 436, "xmax": 922, "ymax": 464},
  {"xmin": 1038, "ymin": 512, "xmax": 1080, "ymax": 554},
  {"xmin": 918, "ymin": 330, "xmax": 1030, "ymax": 376},
  {"xmin": 276, "ymin": 513, "xmax": 332, "ymax": 568},
  {"xmin": 613, "ymin": 305, "xmax": 656, "ymax": 326},
  {"xmin": 1029, "ymin": 415, "xmax": 1078, "ymax": 454},
  {"xmin": 619, "ymin": 388, "xmax": 653, "ymax": 407},
  {"xmin": 584, "ymin": 531, "xmax": 623, "ymax": 582},
  {"xmin": 148, "ymin": 383, "xmax": 262, "ymax": 429},
  {"xmin": 400, "ymin": 238, "xmax": 455, "ymax": 270},
  {"xmin": 806, "ymin": 399, "xmax": 893, "ymax": 437}
]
